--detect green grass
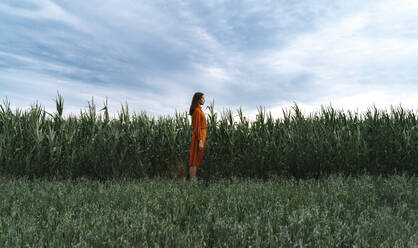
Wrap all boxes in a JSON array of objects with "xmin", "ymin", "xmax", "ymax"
[{"xmin": 0, "ymin": 174, "xmax": 416, "ymax": 247}]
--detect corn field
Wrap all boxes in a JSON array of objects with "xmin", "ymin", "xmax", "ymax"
[{"xmin": 0, "ymin": 95, "xmax": 417, "ymax": 179}]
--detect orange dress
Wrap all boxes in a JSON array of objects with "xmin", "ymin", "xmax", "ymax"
[{"xmin": 189, "ymin": 105, "xmax": 207, "ymax": 166}]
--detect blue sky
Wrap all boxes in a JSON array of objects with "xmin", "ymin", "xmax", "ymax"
[{"xmin": 1, "ymin": 0, "xmax": 417, "ymax": 118}]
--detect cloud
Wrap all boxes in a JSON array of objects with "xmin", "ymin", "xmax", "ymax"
[
  {"xmin": 0, "ymin": 69, "xmax": 192, "ymax": 118},
  {"xmin": 0, "ymin": 0, "xmax": 89, "ymax": 32},
  {"xmin": 0, "ymin": 0, "xmax": 417, "ymax": 120},
  {"xmin": 256, "ymin": 0, "xmax": 418, "ymax": 111}
]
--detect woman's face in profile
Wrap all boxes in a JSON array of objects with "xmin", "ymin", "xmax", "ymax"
[{"xmin": 199, "ymin": 95, "xmax": 205, "ymax": 105}]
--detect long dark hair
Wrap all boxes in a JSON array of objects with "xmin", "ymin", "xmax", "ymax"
[{"xmin": 189, "ymin": 92, "xmax": 204, "ymax": 116}]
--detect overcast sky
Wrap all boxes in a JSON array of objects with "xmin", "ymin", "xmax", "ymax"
[{"xmin": 1, "ymin": 0, "xmax": 417, "ymax": 118}]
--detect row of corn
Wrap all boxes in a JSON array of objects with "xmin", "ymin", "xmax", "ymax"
[{"xmin": 0, "ymin": 95, "xmax": 416, "ymax": 179}]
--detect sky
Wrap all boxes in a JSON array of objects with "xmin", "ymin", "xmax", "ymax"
[{"xmin": 1, "ymin": 0, "xmax": 418, "ymax": 119}]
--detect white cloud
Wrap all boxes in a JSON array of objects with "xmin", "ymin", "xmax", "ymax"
[
  {"xmin": 0, "ymin": 69, "xmax": 192, "ymax": 118},
  {"xmin": 1, "ymin": 0, "xmax": 417, "ymax": 120},
  {"xmin": 255, "ymin": 0, "xmax": 418, "ymax": 113},
  {"xmin": 266, "ymin": 86, "xmax": 418, "ymax": 120},
  {"xmin": 265, "ymin": 11, "xmax": 418, "ymax": 76},
  {"xmin": 0, "ymin": 0, "xmax": 89, "ymax": 32}
]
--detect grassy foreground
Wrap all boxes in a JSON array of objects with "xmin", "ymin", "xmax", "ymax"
[{"xmin": 0, "ymin": 175, "xmax": 416, "ymax": 247}]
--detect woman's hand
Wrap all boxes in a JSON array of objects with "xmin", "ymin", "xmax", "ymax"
[{"xmin": 199, "ymin": 140, "xmax": 204, "ymax": 151}]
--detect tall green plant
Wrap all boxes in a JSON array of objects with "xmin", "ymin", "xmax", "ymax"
[{"xmin": 0, "ymin": 94, "xmax": 416, "ymax": 179}]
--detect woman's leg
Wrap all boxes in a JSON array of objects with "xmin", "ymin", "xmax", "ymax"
[{"xmin": 189, "ymin": 166, "xmax": 197, "ymax": 181}]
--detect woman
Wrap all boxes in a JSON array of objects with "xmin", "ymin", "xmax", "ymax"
[{"xmin": 188, "ymin": 92, "xmax": 206, "ymax": 181}]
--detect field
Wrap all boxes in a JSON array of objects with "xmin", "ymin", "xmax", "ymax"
[
  {"xmin": 0, "ymin": 97, "xmax": 417, "ymax": 246},
  {"xmin": 0, "ymin": 95, "xmax": 417, "ymax": 179},
  {"xmin": 1, "ymin": 174, "xmax": 416, "ymax": 247}
]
